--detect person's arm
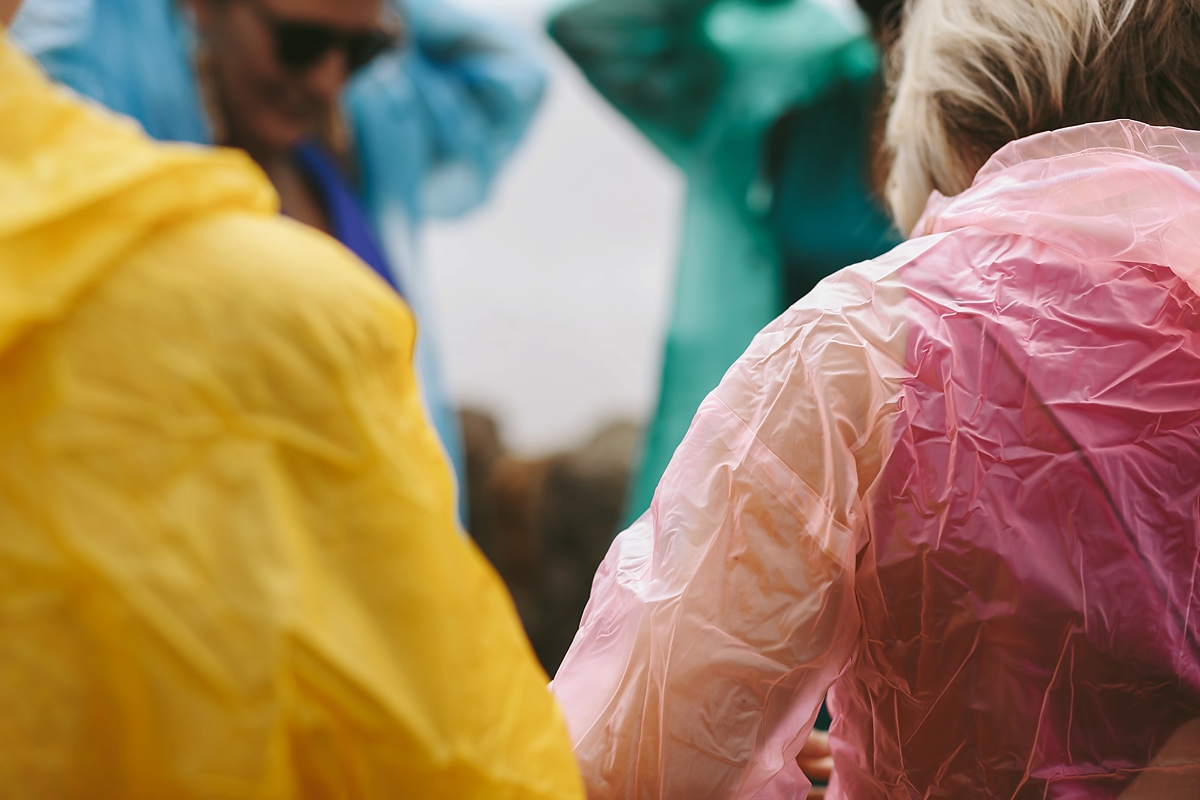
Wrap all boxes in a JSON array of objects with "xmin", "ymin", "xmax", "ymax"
[
  {"xmin": 10, "ymin": 0, "xmax": 213, "ymax": 143},
  {"xmin": 1119, "ymin": 719, "xmax": 1200, "ymax": 800},
  {"xmin": 547, "ymin": 0, "xmax": 721, "ymax": 162},
  {"xmin": 347, "ymin": 0, "xmax": 548, "ymax": 220},
  {"xmin": 552, "ymin": 265, "xmax": 905, "ymax": 798}
]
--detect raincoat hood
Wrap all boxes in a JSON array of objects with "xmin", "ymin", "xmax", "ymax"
[
  {"xmin": 0, "ymin": 34, "xmax": 275, "ymax": 354},
  {"xmin": 917, "ymin": 119, "xmax": 1200, "ymax": 297},
  {"xmin": 0, "ymin": 31, "xmax": 585, "ymax": 799}
]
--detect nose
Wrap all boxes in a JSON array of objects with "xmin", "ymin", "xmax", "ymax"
[{"xmin": 302, "ymin": 48, "xmax": 349, "ymax": 104}]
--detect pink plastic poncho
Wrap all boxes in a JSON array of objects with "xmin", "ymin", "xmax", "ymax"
[{"xmin": 552, "ymin": 120, "xmax": 1200, "ymax": 799}]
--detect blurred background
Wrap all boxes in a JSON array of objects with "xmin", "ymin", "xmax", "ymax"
[
  {"xmin": 422, "ymin": 0, "xmax": 889, "ymax": 679},
  {"xmin": 423, "ymin": 0, "xmax": 685, "ymax": 674},
  {"xmin": 425, "ymin": 0, "xmax": 683, "ymax": 456}
]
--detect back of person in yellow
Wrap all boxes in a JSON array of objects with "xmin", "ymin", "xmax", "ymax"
[{"xmin": 0, "ymin": 16, "xmax": 584, "ymax": 800}]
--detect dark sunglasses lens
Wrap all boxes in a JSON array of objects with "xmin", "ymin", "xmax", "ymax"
[
  {"xmin": 274, "ymin": 23, "xmax": 337, "ymax": 72},
  {"xmin": 345, "ymin": 31, "xmax": 395, "ymax": 73}
]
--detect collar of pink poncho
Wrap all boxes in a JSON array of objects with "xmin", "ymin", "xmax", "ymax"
[{"xmin": 914, "ymin": 119, "xmax": 1200, "ymax": 297}]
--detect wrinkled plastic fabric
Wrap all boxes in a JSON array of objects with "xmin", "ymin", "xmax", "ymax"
[
  {"xmin": 548, "ymin": 0, "xmax": 897, "ymax": 527},
  {"xmin": 552, "ymin": 119, "xmax": 1200, "ymax": 799},
  {"xmin": 0, "ymin": 37, "xmax": 583, "ymax": 799},
  {"xmin": 11, "ymin": 0, "xmax": 549, "ymax": 501}
]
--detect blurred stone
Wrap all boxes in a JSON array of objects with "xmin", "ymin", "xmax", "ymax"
[
  {"xmin": 460, "ymin": 408, "xmax": 503, "ymax": 550},
  {"xmin": 460, "ymin": 408, "xmax": 637, "ymax": 674}
]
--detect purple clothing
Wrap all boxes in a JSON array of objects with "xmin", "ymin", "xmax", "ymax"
[{"xmin": 292, "ymin": 140, "xmax": 401, "ymax": 296}]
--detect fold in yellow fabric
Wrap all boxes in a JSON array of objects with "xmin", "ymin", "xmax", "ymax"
[{"xmin": 0, "ymin": 34, "xmax": 583, "ymax": 800}]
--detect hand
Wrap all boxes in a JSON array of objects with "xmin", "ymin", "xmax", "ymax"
[{"xmin": 796, "ymin": 729, "xmax": 833, "ymax": 799}]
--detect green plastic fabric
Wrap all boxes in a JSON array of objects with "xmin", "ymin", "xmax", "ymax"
[{"xmin": 548, "ymin": 0, "xmax": 898, "ymax": 526}]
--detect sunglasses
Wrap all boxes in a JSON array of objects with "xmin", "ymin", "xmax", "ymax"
[{"xmin": 239, "ymin": 0, "xmax": 402, "ymax": 75}]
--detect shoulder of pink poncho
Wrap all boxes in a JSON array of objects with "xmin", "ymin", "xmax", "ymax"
[{"xmin": 554, "ymin": 119, "xmax": 1200, "ymax": 800}]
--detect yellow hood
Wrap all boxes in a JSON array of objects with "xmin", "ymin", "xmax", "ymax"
[
  {"xmin": 0, "ymin": 34, "xmax": 276, "ymax": 354},
  {"xmin": 0, "ymin": 32, "xmax": 585, "ymax": 800}
]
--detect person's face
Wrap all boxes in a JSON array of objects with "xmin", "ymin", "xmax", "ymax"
[
  {"xmin": 191, "ymin": 0, "xmax": 385, "ymax": 156},
  {"xmin": 2, "ymin": 0, "xmax": 25, "ymax": 27}
]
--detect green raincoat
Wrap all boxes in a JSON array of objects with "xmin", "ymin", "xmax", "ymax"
[{"xmin": 549, "ymin": 0, "xmax": 897, "ymax": 523}]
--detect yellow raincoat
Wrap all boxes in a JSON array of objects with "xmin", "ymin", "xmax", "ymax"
[{"xmin": 0, "ymin": 34, "xmax": 583, "ymax": 800}]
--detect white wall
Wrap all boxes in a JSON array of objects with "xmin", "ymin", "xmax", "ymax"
[{"xmin": 423, "ymin": 1, "xmax": 684, "ymax": 455}]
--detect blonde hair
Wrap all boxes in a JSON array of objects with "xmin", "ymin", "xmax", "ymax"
[{"xmin": 883, "ymin": 0, "xmax": 1200, "ymax": 234}]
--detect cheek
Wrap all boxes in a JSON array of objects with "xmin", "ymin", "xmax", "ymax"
[
  {"xmin": 202, "ymin": 12, "xmax": 325, "ymax": 149},
  {"xmin": 205, "ymin": 7, "xmax": 282, "ymax": 95}
]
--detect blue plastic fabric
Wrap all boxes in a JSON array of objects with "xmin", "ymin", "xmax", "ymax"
[
  {"xmin": 10, "ymin": 0, "xmax": 211, "ymax": 142},
  {"xmin": 12, "ymin": 0, "xmax": 548, "ymax": 510}
]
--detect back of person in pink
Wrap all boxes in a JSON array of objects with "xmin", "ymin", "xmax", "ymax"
[{"xmin": 550, "ymin": 1, "xmax": 1200, "ymax": 798}]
